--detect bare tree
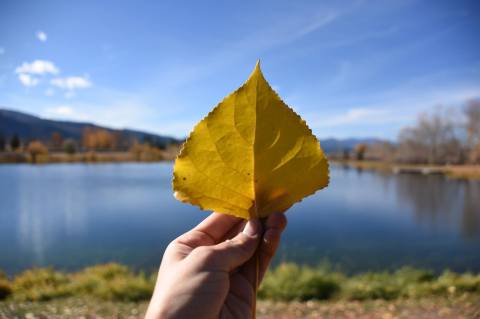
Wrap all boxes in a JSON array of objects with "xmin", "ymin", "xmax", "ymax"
[
  {"xmin": 397, "ymin": 107, "xmax": 463, "ymax": 164},
  {"xmin": 465, "ymin": 99, "xmax": 480, "ymax": 163},
  {"xmin": 365, "ymin": 142, "xmax": 396, "ymax": 162}
]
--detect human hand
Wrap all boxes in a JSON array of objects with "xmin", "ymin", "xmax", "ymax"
[{"xmin": 145, "ymin": 212, "xmax": 287, "ymax": 319}]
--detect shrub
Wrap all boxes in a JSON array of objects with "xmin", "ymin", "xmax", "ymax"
[
  {"xmin": 430, "ymin": 271, "xmax": 480, "ymax": 294},
  {"xmin": 92, "ymin": 275, "xmax": 153, "ymax": 302},
  {"xmin": 71, "ymin": 263, "xmax": 154, "ymax": 301},
  {"xmin": 27, "ymin": 141, "xmax": 49, "ymax": 163},
  {"xmin": 342, "ymin": 272, "xmax": 401, "ymax": 300},
  {"xmin": 12, "ymin": 268, "xmax": 71, "ymax": 301},
  {"xmin": 63, "ymin": 139, "xmax": 77, "ymax": 155},
  {"xmin": 0, "ymin": 279, "xmax": 12, "ymax": 300},
  {"xmin": 259, "ymin": 263, "xmax": 340, "ymax": 301}
]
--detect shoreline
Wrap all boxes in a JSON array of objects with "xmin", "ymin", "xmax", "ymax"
[
  {"xmin": 331, "ymin": 159, "xmax": 480, "ymax": 180},
  {"xmin": 0, "ymin": 151, "xmax": 177, "ymax": 164},
  {"xmin": 3, "ymin": 153, "xmax": 480, "ymax": 181}
]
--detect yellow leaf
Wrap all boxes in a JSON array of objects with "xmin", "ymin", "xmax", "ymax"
[{"xmin": 173, "ymin": 62, "xmax": 329, "ymax": 219}]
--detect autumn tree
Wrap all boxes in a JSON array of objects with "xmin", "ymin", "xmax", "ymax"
[
  {"xmin": 353, "ymin": 143, "xmax": 367, "ymax": 161},
  {"xmin": 27, "ymin": 141, "xmax": 48, "ymax": 163},
  {"xmin": 51, "ymin": 132, "xmax": 63, "ymax": 150},
  {"xmin": 82, "ymin": 127, "xmax": 116, "ymax": 151}
]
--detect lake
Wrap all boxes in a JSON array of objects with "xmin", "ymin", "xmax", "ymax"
[{"xmin": 1, "ymin": 163, "xmax": 479, "ymax": 275}]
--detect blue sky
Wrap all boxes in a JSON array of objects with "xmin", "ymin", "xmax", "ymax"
[{"xmin": 0, "ymin": 0, "xmax": 479, "ymax": 139}]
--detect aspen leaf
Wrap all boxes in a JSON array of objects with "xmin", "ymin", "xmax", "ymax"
[{"xmin": 173, "ymin": 62, "xmax": 329, "ymax": 219}]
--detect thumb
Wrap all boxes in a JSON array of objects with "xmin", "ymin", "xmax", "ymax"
[{"xmin": 212, "ymin": 219, "xmax": 262, "ymax": 271}]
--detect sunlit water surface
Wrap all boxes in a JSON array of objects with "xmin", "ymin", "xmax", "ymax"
[{"xmin": 1, "ymin": 163, "xmax": 479, "ymax": 275}]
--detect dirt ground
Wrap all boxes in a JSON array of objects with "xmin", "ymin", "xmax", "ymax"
[{"xmin": 1, "ymin": 295, "xmax": 479, "ymax": 319}]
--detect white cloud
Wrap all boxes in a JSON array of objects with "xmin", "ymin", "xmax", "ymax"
[
  {"xmin": 36, "ymin": 31, "xmax": 47, "ymax": 42},
  {"xmin": 45, "ymin": 105, "xmax": 74, "ymax": 116},
  {"xmin": 18, "ymin": 74, "xmax": 39, "ymax": 87},
  {"xmin": 15, "ymin": 60, "xmax": 59, "ymax": 75},
  {"xmin": 44, "ymin": 105, "xmax": 90, "ymax": 121},
  {"xmin": 50, "ymin": 76, "xmax": 92, "ymax": 90}
]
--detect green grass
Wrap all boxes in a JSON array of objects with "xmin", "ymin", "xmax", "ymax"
[
  {"xmin": 258, "ymin": 263, "xmax": 480, "ymax": 301},
  {"xmin": 1, "ymin": 263, "xmax": 479, "ymax": 302}
]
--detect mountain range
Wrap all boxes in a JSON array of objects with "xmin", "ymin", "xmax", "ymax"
[
  {"xmin": 0, "ymin": 108, "xmax": 180, "ymax": 148},
  {"xmin": 0, "ymin": 108, "xmax": 382, "ymax": 152}
]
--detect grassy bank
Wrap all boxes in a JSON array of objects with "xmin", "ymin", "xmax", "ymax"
[
  {"xmin": 332, "ymin": 159, "xmax": 480, "ymax": 180},
  {"xmin": 1, "ymin": 263, "xmax": 479, "ymax": 318},
  {"xmin": 1, "ymin": 263, "xmax": 479, "ymax": 303}
]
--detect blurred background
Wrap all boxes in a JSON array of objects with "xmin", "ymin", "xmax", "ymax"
[{"xmin": 0, "ymin": 0, "xmax": 479, "ymax": 318}]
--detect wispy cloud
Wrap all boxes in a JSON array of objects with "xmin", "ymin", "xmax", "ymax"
[
  {"xmin": 296, "ymin": 11, "xmax": 338, "ymax": 38},
  {"xmin": 148, "ymin": 4, "xmax": 347, "ymax": 90},
  {"xmin": 15, "ymin": 60, "xmax": 59, "ymax": 75},
  {"xmin": 320, "ymin": 108, "xmax": 392, "ymax": 127},
  {"xmin": 50, "ymin": 76, "xmax": 92, "ymax": 90},
  {"xmin": 36, "ymin": 31, "xmax": 48, "ymax": 42},
  {"xmin": 304, "ymin": 83, "xmax": 480, "ymax": 139}
]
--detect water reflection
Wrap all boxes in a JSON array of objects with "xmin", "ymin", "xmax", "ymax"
[
  {"xmin": 461, "ymin": 181, "xmax": 480, "ymax": 238},
  {"xmin": 15, "ymin": 166, "xmax": 89, "ymax": 264},
  {"xmin": 0, "ymin": 163, "xmax": 479, "ymax": 275},
  {"xmin": 394, "ymin": 173, "xmax": 480, "ymax": 238}
]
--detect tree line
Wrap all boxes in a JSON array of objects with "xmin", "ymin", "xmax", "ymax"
[
  {"xmin": 0, "ymin": 127, "xmax": 180, "ymax": 163},
  {"xmin": 349, "ymin": 99, "xmax": 480, "ymax": 165},
  {"xmin": 0, "ymin": 127, "xmax": 175, "ymax": 153}
]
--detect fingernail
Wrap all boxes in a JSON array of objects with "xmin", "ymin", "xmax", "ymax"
[{"xmin": 243, "ymin": 219, "xmax": 259, "ymax": 237}]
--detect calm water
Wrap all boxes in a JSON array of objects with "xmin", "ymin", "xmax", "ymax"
[{"xmin": 0, "ymin": 163, "xmax": 479, "ymax": 275}]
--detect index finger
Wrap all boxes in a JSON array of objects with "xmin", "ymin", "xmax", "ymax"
[{"xmin": 193, "ymin": 212, "xmax": 243, "ymax": 243}]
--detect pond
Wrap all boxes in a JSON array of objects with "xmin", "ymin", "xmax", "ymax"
[{"xmin": 0, "ymin": 163, "xmax": 479, "ymax": 275}]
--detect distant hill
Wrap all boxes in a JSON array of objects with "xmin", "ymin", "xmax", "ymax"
[
  {"xmin": 319, "ymin": 137, "xmax": 386, "ymax": 154},
  {"xmin": 0, "ymin": 108, "xmax": 180, "ymax": 148}
]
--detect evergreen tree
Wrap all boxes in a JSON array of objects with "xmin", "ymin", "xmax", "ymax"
[
  {"xmin": 0, "ymin": 132, "xmax": 5, "ymax": 151},
  {"xmin": 10, "ymin": 134, "xmax": 20, "ymax": 150}
]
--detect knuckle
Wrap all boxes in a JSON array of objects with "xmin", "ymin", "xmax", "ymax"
[{"xmin": 192, "ymin": 246, "xmax": 216, "ymax": 263}]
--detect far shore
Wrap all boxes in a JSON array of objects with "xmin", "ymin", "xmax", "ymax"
[
  {"xmin": 0, "ymin": 150, "xmax": 178, "ymax": 165},
  {"xmin": 332, "ymin": 159, "xmax": 480, "ymax": 180},
  {"xmin": 3, "ymin": 152, "xmax": 480, "ymax": 181}
]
